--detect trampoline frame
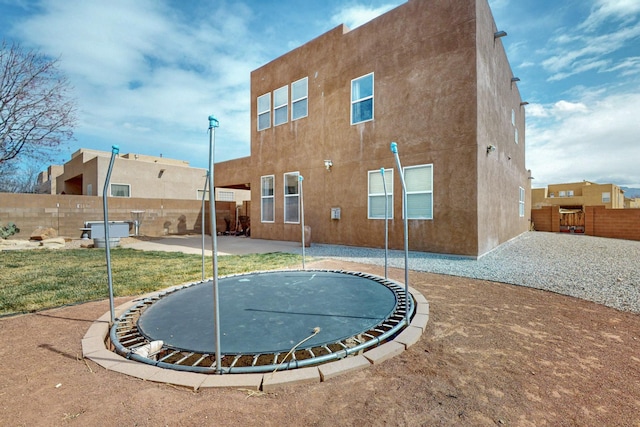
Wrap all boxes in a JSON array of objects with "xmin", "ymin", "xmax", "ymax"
[{"xmin": 109, "ymin": 269, "xmax": 415, "ymax": 374}]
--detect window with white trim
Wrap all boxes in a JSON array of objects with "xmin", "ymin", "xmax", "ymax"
[
  {"xmin": 519, "ymin": 187, "xmax": 525, "ymax": 217},
  {"xmin": 559, "ymin": 191, "xmax": 566, "ymax": 197},
  {"xmin": 351, "ymin": 73, "xmax": 374, "ymax": 124},
  {"xmin": 291, "ymin": 77, "xmax": 308, "ymax": 120},
  {"xmin": 602, "ymin": 192, "xmax": 611, "ymax": 203},
  {"xmin": 368, "ymin": 169, "xmax": 393, "ymax": 219},
  {"xmin": 515, "ymin": 127, "xmax": 519, "ymax": 144},
  {"xmin": 273, "ymin": 86, "xmax": 288, "ymax": 126},
  {"xmin": 284, "ymin": 172, "xmax": 300, "ymax": 223},
  {"xmin": 110, "ymin": 183, "xmax": 130, "ymax": 197},
  {"xmin": 257, "ymin": 93, "xmax": 271, "ymax": 131},
  {"xmin": 404, "ymin": 164, "xmax": 433, "ymax": 219},
  {"xmin": 261, "ymin": 175, "xmax": 275, "ymax": 223}
]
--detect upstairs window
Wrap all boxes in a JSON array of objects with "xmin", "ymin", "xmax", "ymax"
[
  {"xmin": 284, "ymin": 172, "xmax": 300, "ymax": 224},
  {"xmin": 292, "ymin": 77, "xmax": 308, "ymax": 120},
  {"xmin": 351, "ymin": 73, "xmax": 374, "ymax": 124},
  {"xmin": 257, "ymin": 93, "xmax": 271, "ymax": 131},
  {"xmin": 274, "ymin": 86, "xmax": 288, "ymax": 126},
  {"xmin": 602, "ymin": 192, "xmax": 611, "ymax": 203},
  {"xmin": 519, "ymin": 187, "xmax": 525, "ymax": 217},
  {"xmin": 404, "ymin": 164, "xmax": 433, "ymax": 220},
  {"xmin": 368, "ymin": 169, "xmax": 393, "ymax": 219}
]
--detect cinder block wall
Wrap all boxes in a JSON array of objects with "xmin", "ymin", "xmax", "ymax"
[
  {"xmin": 531, "ymin": 206, "xmax": 560, "ymax": 232},
  {"xmin": 0, "ymin": 193, "xmax": 237, "ymax": 239},
  {"xmin": 585, "ymin": 206, "xmax": 640, "ymax": 241}
]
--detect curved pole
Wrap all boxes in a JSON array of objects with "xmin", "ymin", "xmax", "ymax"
[
  {"xmin": 201, "ymin": 174, "xmax": 208, "ymax": 281},
  {"xmin": 102, "ymin": 145, "xmax": 119, "ymax": 324},
  {"xmin": 381, "ymin": 168, "xmax": 389, "ymax": 279},
  {"xmin": 390, "ymin": 142, "xmax": 410, "ymax": 325},
  {"xmin": 208, "ymin": 115, "xmax": 222, "ymax": 373},
  {"xmin": 299, "ymin": 175, "xmax": 305, "ymax": 269}
]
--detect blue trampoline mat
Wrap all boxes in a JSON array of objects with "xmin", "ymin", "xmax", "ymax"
[{"xmin": 137, "ymin": 270, "xmax": 398, "ymax": 354}]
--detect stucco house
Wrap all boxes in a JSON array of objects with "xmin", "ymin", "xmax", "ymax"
[{"xmin": 215, "ymin": 0, "xmax": 531, "ymax": 257}]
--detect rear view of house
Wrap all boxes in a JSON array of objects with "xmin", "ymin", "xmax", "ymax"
[{"xmin": 216, "ymin": 0, "xmax": 531, "ymax": 257}]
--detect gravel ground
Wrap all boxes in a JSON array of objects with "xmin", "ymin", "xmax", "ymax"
[{"xmin": 301, "ymin": 232, "xmax": 640, "ymax": 314}]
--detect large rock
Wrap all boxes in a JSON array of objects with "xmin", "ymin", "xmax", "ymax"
[
  {"xmin": 30, "ymin": 227, "xmax": 57, "ymax": 241},
  {"xmin": 40, "ymin": 238, "xmax": 66, "ymax": 249}
]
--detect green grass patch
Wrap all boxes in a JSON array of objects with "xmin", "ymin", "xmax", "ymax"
[{"xmin": 0, "ymin": 248, "xmax": 302, "ymax": 316}]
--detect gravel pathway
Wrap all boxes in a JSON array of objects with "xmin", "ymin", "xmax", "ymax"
[{"xmin": 300, "ymin": 232, "xmax": 640, "ymax": 314}]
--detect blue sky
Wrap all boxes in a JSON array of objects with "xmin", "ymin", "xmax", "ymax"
[{"xmin": 1, "ymin": 0, "xmax": 639, "ymax": 188}]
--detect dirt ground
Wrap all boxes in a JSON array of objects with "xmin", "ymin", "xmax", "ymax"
[{"xmin": 1, "ymin": 258, "xmax": 639, "ymax": 426}]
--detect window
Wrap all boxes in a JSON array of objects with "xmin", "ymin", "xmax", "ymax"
[
  {"xmin": 351, "ymin": 73, "xmax": 374, "ymax": 124},
  {"xmin": 257, "ymin": 93, "xmax": 271, "ymax": 131},
  {"xmin": 284, "ymin": 172, "xmax": 300, "ymax": 223},
  {"xmin": 602, "ymin": 192, "xmax": 611, "ymax": 203},
  {"xmin": 567, "ymin": 190, "xmax": 574, "ymax": 197},
  {"xmin": 261, "ymin": 175, "xmax": 275, "ymax": 223},
  {"xmin": 559, "ymin": 191, "xmax": 566, "ymax": 197},
  {"xmin": 511, "ymin": 109, "xmax": 515, "ymax": 126},
  {"xmin": 515, "ymin": 127, "xmax": 519, "ymax": 144},
  {"xmin": 218, "ymin": 190, "xmax": 234, "ymax": 202},
  {"xmin": 519, "ymin": 187, "xmax": 525, "ymax": 217},
  {"xmin": 274, "ymin": 86, "xmax": 288, "ymax": 126},
  {"xmin": 368, "ymin": 169, "xmax": 393, "ymax": 219},
  {"xmin": 110, "ymin": 183, "xmax": 130, "ymax": 197},
  {"xmin": 86, "ymin": 184, "xmax": 92, "ymax": 196},
  {"xmin": 292, "ymin": 77, "xmax": 308, "ymax": 120},
  {"xmin": 404, "ymin": 164, "xmax": 433, "ymax": 219}
]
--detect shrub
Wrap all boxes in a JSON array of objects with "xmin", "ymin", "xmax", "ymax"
[{"xmin": 0, "ymin": 222, "xmax": 20, "ymax": 239}]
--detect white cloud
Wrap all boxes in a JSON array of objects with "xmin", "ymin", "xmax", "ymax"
[
  {"xmin": 527, "ymin": 92, "xmax": 640, "ymax": 187},
  {"xmin": 11, "ymin": 0, "xmax": 260, "ymax": 164},
  {"xmin": 580, "ymin": 0, "xmax": 640, "ymax": 31},
  {"xmin": 330, "ymin": 3, "xmax": 399, "ymax": 29},
  {"xmin": 541, "ymin": 5, "xmax": 640, "ymax": 81}
]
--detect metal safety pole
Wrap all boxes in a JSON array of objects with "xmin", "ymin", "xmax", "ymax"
[
  {"xmin": 102, "ymin": 145, "xmax": 119, "ymax": 324},
  {"xmin": 299, "ymin": 175, "xmax": 305, "ymax": 269},
  {"xmin": 208, "ymin": 115, "xmax": 222, "ymax": 373},
  {"xmin": 201, "ymin": 174, "xmax": 208, "ymax": 281},
  {"xmin": 381, "ymin": 168, "xmax": 389, "ymax": 279},
  {"xmin": 390, "ymin": 142, "xmax": 410, "ymax": 325}
]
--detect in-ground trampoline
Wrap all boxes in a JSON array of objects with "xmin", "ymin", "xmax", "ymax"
[{"xmin": 110, "ymin": 269, "xmax": 415, "ymax": 374}]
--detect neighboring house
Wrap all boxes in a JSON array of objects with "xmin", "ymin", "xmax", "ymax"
[
  {"xmin": 625, "ymin": 197, "xmax": 640, "ymax": 209},
  {"xmin": 532, "ymin": 181, "xmax": 626, "ymax": 210},
  {"xmin": 531, "ymin": 181, "xmax": 627, "ymax": 233},
  {"xmin": 215, "ymin": 0, "xmax": 531, "ymax": 257},
  {"xmin": 37, "ymin": 148, "xmax": 249, "ymax": 203}
]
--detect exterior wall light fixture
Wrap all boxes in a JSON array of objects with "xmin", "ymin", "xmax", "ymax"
[
  {"xmin": 487, "ymin": 145, "xmax": 496, "ymax": 154},
  {"xmin": 324, "ymin": 160, "xmax": 333, "ymax": 171}
]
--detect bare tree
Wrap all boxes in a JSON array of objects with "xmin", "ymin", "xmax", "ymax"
[
  {"xmin": 0, "ymin": 159, "xmax": 40, "ymax": 193},
  {"xmin": 0, "ymin": 40, "xmax": 76, "ymax": 167}
]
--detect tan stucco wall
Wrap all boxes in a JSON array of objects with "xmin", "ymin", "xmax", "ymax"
[
  {"xmin": 51, "ymin": 149, "xmax": 208, "ymax": 200},
  {"xmin": 475, "ymin": 0, "xmax": 530, "ymax": 254},
  {"xmin": 215, "ymin": 0, "xmax": 528, "ymax": 257},
  {"xmin": 533, "ymin": 182, "xmax": 625, "ymax": 209}
]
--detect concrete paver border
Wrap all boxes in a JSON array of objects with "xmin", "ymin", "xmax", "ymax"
[{"xmin": 82, "ymin": 285, "xmax": 429, "ymax": 390}]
